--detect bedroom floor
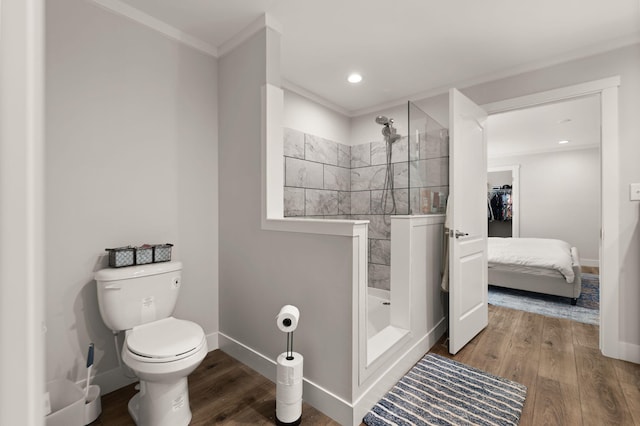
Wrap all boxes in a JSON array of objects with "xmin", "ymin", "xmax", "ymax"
[{"xmin": 431, "ymin": 304, "xmax": 640, "ymax": 426}]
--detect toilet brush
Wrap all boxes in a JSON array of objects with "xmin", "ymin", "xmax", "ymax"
[{"xmin": 85, "ymin": 343, "xmax": 94, "ymax": 400}]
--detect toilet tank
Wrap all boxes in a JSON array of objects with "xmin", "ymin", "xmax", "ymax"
[{"xmin": 95, "ymin": 261, "xmax": 183, "ymax": 332}]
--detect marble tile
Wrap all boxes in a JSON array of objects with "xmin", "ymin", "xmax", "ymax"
[
  {"xmin": 391, "ymin": 136, "xmax": 409, "ymax": 163},
  {"xmin": 355, "ymin": 215, "xmax": 390, "ymax": 239},
  {"xmin": 420, "ymin": 129, "xmax": 449, "ymax": 159},
  {"xmin": 410, "ymin": 157, "xmax": 449, "ymax": 188},
  {"xmin": 283, "ymin": 187, "xmax": 305, "ymax": 216},
  {"xmin": 337, "ymin": 143, "xmax": 351, "ymax": 168},
  {"xmin": 283, "ymin": 128, "xmax": 305, "ymax": 159},
  {"xmin": 392, "ymin": 162, "xmax": 409, "ymax": 189},
  {"xmin": 368, "ymin": 263, "xmax": 390, "ymax": 291},
  {"xmin": 305, "ymin": 189, "xmax": 338, "ymax": 216},
  {"xmin": 409, "ymin": 188, "xmax": 421, "ymax": 215},
  {"xmin": 370, "ymin": 239, "xmax": 391, "ymax": 266},
  {"xmin": 371, "ymin": 189, "xmax": 409, "ymax": 215},
  {"xmin": 370, "ymin": 141, "xmax": 388, "ymax": 166},
  {"xmin": 305, "ymin": 134, "xmax": 338, "ymax": 166},
  {"xmin": 351, "ymin": 143, "xmax": 371, "ymax": 168},
  {"xmin": 351, "ymin": 165, "xmax": 387, "ymax": 191},
  {"xmin": 338, "ymin": 191, "xmax": 351, "ymax": 215},
  {"xmin": 324, "ymin": 165, "xmax": 350, "ymax": 191},
  {"xmin": 350, "ymin": 191, "xmax": 371, "ymax": 214},
  {"xmin": 285, "ymin": 157, "xmax": 323, "ymax": 189}
]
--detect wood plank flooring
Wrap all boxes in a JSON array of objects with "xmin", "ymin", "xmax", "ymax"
[
  {"xmin": 98, "ymin": 304, "xmax": 639, "ymax": 425},
  {"xmin": 94, "ymin": 350, "xmax": 340, "ymax": 425},
  {"xmin": 430, "ymin": 305, "xmax": 640, "ymax": 426}
]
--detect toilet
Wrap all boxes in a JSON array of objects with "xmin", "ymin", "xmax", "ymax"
[{"xmin": 95, "ymin": 261, "xmax": 207, "ymax": 426}]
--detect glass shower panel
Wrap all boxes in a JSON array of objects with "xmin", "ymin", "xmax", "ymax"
[{"xmin": 407, "ymin": 101, "xmax": 450, "ymax": 215}]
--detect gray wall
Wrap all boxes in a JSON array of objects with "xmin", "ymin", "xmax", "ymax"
[
  {"xmin": 45, "ymin": 0, "xmax": 218, "ymax": 389},
  {"xmin": 414, "ymin": 43, "xmax": 640, "ymax": 347},
  {"xmin": 283, "ymin": 90, "xmax": 351, "ymax": 145},
  {"xmin": 219, "ymin": 28, "xmax": 354, "ymax": 400},
  {"xmin": 489, "ymin": 148, "xmax": 600, "ymax": 263}
]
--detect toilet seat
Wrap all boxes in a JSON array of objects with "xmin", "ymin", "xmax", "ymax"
[{"xmin": 126, "ymin": 317, "xmax": 205, "ymax": 363}]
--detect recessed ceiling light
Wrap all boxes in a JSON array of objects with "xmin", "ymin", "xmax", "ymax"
[
  {"xmin": 347, "ymin": 73, "xmax": 363, "ymax": 84},
  {"xmin": 558, "ymin": 140, "xmax": 570, "ymax": 145}
]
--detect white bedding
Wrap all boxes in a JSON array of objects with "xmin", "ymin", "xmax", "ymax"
[{"xmin": 488, "ymin": 237, "xmax": 575, "ymax": 283}]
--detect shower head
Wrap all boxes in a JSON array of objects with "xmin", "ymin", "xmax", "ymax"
[
  {"xmin": 375, "ymin": 115, "xmax": 391, "ymax": 126},
  {"xmin": 375, "ymin": 115, "xmax": 400, "ymax": 142},
  {"xmin": 381, "ymin": 123, "xmax": 401, "ymax": 143}
]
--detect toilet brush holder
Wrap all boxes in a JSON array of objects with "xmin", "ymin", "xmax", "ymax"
[{"xmin": 84, "ymin": 385, "xmax": 102, "ymax": 425}]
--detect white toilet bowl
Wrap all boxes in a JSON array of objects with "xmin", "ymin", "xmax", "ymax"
[
  {"xmin": 95, "ymin": 261, "xmax": 207, "ymax": 425},
  {"xmin": 122, "ymin": 317, "xmax": 207, "ymax": 426}
]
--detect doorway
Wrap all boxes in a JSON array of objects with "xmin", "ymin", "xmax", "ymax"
[
  {"xmin": 481, "ymin": 77, "xmax": 621, "ymax": 358},
  {"xmin": 488, "ymin": 165, "xmax": 520, "ymax": 238}
]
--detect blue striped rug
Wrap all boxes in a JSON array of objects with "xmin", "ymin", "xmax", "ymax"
[{"xmin": 363, "ymin": 354, "xmax": 527, "ymax": 426}]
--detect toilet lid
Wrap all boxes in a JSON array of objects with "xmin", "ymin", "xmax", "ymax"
[{"xmin": 127, "ymin": 317, "xmax": 204, "ymax": 359}]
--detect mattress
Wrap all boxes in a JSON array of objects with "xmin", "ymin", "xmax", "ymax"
[
  {"xmin": 488, "ymin": 237, "xmax": 576, "ymax": 283},
  {"xmin": 488, "ymin": 262, "xmax": 565, "ymax": 280}
]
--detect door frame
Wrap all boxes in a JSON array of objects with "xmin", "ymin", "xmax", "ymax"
[
  {"xmin": 481, "ymin": 76, "xmax": 620, "ymax": 359},
  {"xmin": 487, "ymin": 165, "xmax": 520, "ymax": 238},
  {"xmin": 0, "ymin": 0, "xmax": 46, "ymax": 424}
]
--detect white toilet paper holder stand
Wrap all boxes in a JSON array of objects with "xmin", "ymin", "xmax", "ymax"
[
  {"xmin": 283, "ymin": 327, "xmax": 295, "ymax": 360},
  {"xmin": 276, "ymin": 305, "xmax": 303, "ymax": 426}
]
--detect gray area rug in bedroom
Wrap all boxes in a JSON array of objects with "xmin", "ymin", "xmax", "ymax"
[{"xmin": 488, "ymin": 273, "xmax": 599, "ymax": 325}]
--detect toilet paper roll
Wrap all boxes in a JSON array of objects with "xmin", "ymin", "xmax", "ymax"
[
  {"xmin": 276, "ymin": 399, "xmax": 302, "ymax": 423},
  {"xmin": 276, "ymin": 352, "xmax": 303, "ymax": 424},
  {"xmin": 276, "ymin": 305, "xmax": 300, "ymax": 332},
  {"xmin": 276, "ymin": 352, "xmax": 303, "ymax": 386},
  {"xmin": 276, "ymin": 381, "xmax": 302, "ymax": 404}
]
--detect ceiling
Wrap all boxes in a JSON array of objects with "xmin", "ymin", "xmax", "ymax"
[
  {"xmin": 102, "ymin": 0, "xmax": 639, "ymax": 115},
  {"xmin": 487, "ymin": 95, "xmax": 600, "ymax": 158}
]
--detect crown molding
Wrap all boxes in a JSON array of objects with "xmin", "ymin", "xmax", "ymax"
[
  {"xmin": 488, "ymin": 142, "xmax": 599, "ymax": 160},
  {"xmin": 89, "ymin": 0, "xmax": 218, "ymax": 57},
  {"xmin": 282, "ymin": 79, "xmax": 351, "ymax": 117},
  {"xmin": 218, "ymin": 13, "xmax": 282, "ymax": 58},
  {"xmin": 351, "ymin": 33, "xmax": 640, "ymax": 118}
]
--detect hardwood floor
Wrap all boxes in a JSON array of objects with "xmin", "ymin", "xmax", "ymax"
[
  {"xmin": 430, "ymin": 305, "xmax": 640, "ymax": 426},
  {"xmin": 98, "ymin": 304, "xmax": 639, "ymax": 425},
  {"xmin": 581, "ymin": 265, "xmax": 599, "ymax": 275},
  {"xmin": 95, "ymin": 350, "xmax": 340, "ymax": 425}
]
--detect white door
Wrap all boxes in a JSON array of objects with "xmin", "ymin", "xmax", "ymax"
[{"xmin": 448, "ymin": 89, "xmax": 488, "ymax": 355}]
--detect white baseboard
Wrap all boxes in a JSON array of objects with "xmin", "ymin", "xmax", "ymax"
[
  {"xmin": 87, "ymin": 365, "xmax": 137, "ymax": 396},
  {"xmin": 206, "ymin": 331, "xmax": 219, "ymax": 352},
  {"xmin": 218, "ymin": 333, "xmax": 278, "ymax": 381},
  {"xmin": 219, "ymin": 318, "xmax": 447, "ymax": 426},
  {"xmin": 619, "ymin": 341, "xmax": 640, "ymax": 364},
  {"xmin": 218, "ymin": 332, "xmax": 354, "ymax": 424},
  {"xmin": 580, "ymin": 258, "xmax": 600, "ymax": 268}
]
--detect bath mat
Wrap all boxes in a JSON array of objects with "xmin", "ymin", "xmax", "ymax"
[
  {"xmin": 488, "ymin": 273, "xmax": 599, "ymax": 325},
  {"xmin": 363, "ymin": 354, "xmax": 527, "ymax": 426}
]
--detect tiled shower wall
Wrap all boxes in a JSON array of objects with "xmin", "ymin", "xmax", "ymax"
[
  {"xmin": 283, "ymin": 128, "xmax": 351, "ymax": 218},
  {"xmin": 284, "ymin": 127, "xmax": 449, "ymax": 290}
]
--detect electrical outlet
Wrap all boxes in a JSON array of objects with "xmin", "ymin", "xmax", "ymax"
[{"xmin": 630, "ymin": 183, "xmax": 640, "ymax": 201}]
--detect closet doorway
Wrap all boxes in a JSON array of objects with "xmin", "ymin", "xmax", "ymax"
[{"xmin": 488, "ymin": 165, "xmax": 520, "ymax": 238}]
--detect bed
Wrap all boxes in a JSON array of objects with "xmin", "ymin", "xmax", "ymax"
[{"xmin": 488, "ymin": 237, "xmax": 582, "ymax": 305}]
